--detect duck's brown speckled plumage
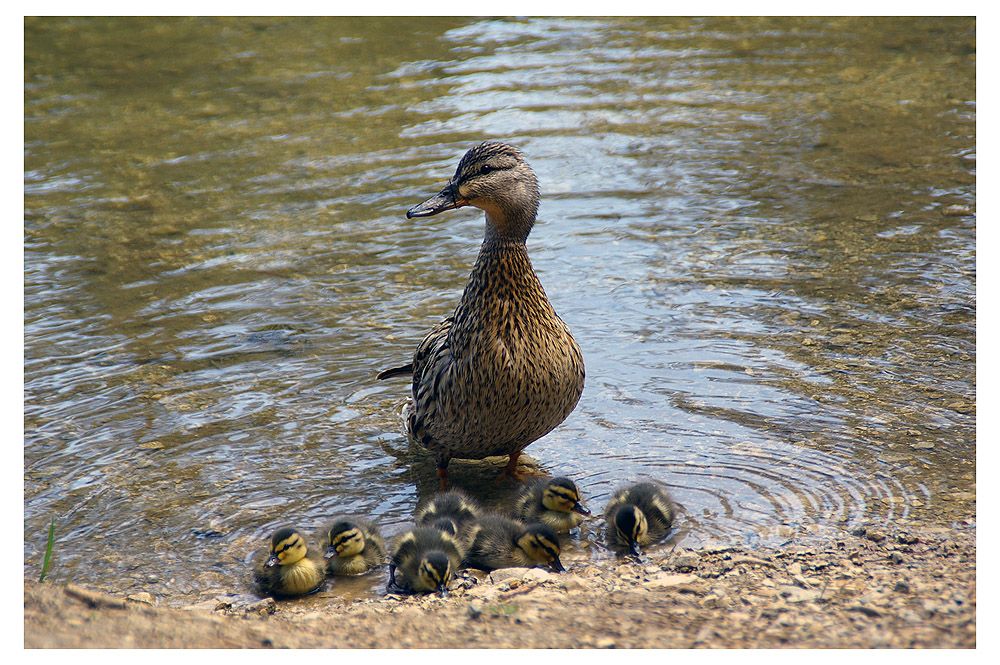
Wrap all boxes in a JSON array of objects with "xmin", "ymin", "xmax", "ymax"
[{"xmin": 380, "ymin": 142, "xmax": 585, "ymax": 483}]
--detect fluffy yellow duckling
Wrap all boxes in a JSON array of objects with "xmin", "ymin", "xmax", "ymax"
[
  {"xmin": 514, "ymin": 476, "xmax": 591, "ymax": 532},
  {"xmin": 388, "ymin": 526, "xmax": 463, "ymax": 596},
  {"xmin": 253, "ymin": 527, "xmax": 325, "ymax": 598},
  {"xmin": 319, "ymin": 517, "xmax": 386, "ymax": 576},
  {"xmin": 604, "ymin": 482, "xmax": 675, "ymax": 557},
  {"xmin": 463, "ymin": 515, "xmax": 564, "ymax": 572},
  {"xmin": 416, "ymin": 489, "xmax": 481, "ymax": 555}
]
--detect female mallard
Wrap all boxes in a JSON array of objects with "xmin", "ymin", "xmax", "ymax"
[{"xmin": 378, "ymin": 142, "xmax": 586, "ymax": 488}]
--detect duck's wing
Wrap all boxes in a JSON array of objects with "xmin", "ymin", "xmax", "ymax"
[{"xmin": 376, "ymin": 316, "xmax": 453, "ymax": 381}]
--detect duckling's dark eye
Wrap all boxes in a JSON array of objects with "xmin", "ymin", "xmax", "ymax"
[{"xmin": 478, "ymin": 165, "xmax": 494, "ymax": 176}]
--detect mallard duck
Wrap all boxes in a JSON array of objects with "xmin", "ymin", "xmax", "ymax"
[
  {"xmin": 253, "ymin": 527, "xmax": 326, "ymax": 598},
  {"xmin": 463, "ymin": 514, "xmax": 565, "ymax": 572},
  {"xmin": 319, "ymin": 517, "xmax": 386, "ymax": 576},
  {"xmin": 388, "ymin": 526, "xmax": 463, "ymax": 596},
  {"xmin": 514, "ymin": 476, "xmax": 591, "ymax": 533},
  {"xmin": 604, "ymin": 482, "xmax": 675, "ymax": 557},
  {"xmin": 377, "ymin": 142, "xmax": 586, "ymax": 488}
]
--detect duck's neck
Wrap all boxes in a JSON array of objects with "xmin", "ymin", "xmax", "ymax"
[
  {"xmin": 452, "ymin": 214, "xmax": 558, "ymax": 339},
  {"xmin": 483, "ymin": 207, "xmax": 535, "ymax": 245}
]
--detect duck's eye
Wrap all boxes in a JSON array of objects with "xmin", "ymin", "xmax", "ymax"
[{"xmin": 478, "ymin": 165, "xmax": 494, "ymax": 176}]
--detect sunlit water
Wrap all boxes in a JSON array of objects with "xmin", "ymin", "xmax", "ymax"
[{"xmin": 25, "ymin": 17, "xmax": 975, "ymax": 603}]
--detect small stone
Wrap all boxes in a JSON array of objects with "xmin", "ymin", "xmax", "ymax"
[
  {"xmin": 521, "ymin": 568, "xmax": 553, "ymax": 583},
  {"xmin": 595, "ymin": 637, "xmax": 616, "ymax": 648},
  {"xmin": 673, "ymin": 553, "xmax": 699, "ymax": 571},
  {"xmin": 126, "ymin": 592, "xmax": 154, "ymax": 605},
  {"xmin": 802, "ymin": 337, "xmax": 816, "ymax": 346},
  {"xmin": 787, "ymin": 562, "xmax": 803, "ymax": 576},
  {"xmin": 779, "ymin": 586, "xmax": 820, "ymax": 603},
  {"xmin": 894, "ymin": 580, "xmax": 911, "ymax": 593},
  {"xmin": 182, "ymin": 599, "xmax": 223, "ymax": 612},
  {"xmin": 247, "ymin": 598, "xmax": 276, "ymax": 616},
  {"xmin": 467, "ymin": 602, "xmax": 483, "ymax": 619},
  {"xmin": 847, "ymin": 605, "xmax": 882, "ymax": 618},
  {"xmin": 647, "ymin": 573, "xmax": 705, "ymax": 593},
  {"xmin": 889, "ymin": 552, "xmax": 905, "ymax": 565},
  {"xmin": 864, "ymin": 529, "xmax": 886, "ymax": 543},
  {"xmin": 489, "ymin": 568, "xmax": 533, "ymax": 583},
  {"xmin": 558, "ymin": 576, "xmax": 588, "ymax": 592},
  {"xmin": 910, "ymin": 442, "xmax": 935, "ymax": 450},
  {"xmin": 897, "ymin": 533, "xmax": 919, "ymax": 544}
]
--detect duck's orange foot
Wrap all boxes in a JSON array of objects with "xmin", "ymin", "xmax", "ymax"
[{"xmin": 495, "ymin": 452, "xmax": 547, "ymax": 484}]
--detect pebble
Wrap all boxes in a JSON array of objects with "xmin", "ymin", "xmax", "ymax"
[
  {"xmin": 673, "ymin": 553, "xmax": 700, "ymax": 571},
  {"xmin": 466, "ymin": 602, "xmax": 483, "ymax": 620},
  {"xmin": 595, "ymin": 637, "xmax": 616, "ymax": 648},
  {"xmin": 647, "ymin": 573, "xmax": 704, "ymax": 592},
  {"xmin": 778, "ymin": 586, "xmax": 820, "ymax": 603},
  {"xmin": 489, "ymin": 568, "xmax": 532, "ymax": 583},
  {"xmin": 894, "ymin": 580, "xmax": 911, "ymax": 593},
  {"xmin": 126, "ymin": 592, "xmax": 155, "ymax": 605},
  {"xmin": 889, "ymin": 552, "xmax": 905, "ymax": 565}
]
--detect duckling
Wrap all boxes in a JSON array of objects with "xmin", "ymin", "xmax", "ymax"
[
  {"xmin": 319, "ymin": 517, "xmax": 386, "ymax": 576},
  {"xmin": 377, "ymin": 142, "xmax": 586, "ymax": 489},
  {"xmin": 416, "ymin": 489, "xmax": 482, "ymax": 555},
  {"xmin": 388, "ymin": 526, "xmax": 463, "ymax": 596},
  {"xmin": 415, "ymin": 489, "xmax": 481, "ymax": 529},
  {"xmin": 604, "ymin": 482, "xmax": 675, "ymax": 557},
  {"xmin": 463, "ymin": 515, "xmax": 565, "ymax": 572},
  {"xmin": 253, "ymin": 527, "xmax": 326, "ymax": 598},
  {"xmin": 514, "ymin": 476, "xmax": 591, "ymax": 533}
]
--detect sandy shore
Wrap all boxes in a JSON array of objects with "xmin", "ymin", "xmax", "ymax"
[{"xmin": 24, "ymin": 523, "xmax": 974, "ymax": 648}]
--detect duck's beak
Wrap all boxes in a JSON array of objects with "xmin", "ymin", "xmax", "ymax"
[
  {"xmin": 324, "ymin": 545, "xmax": 336, "ymax": 559},
  {"xmin": 628, "ymin": 541, "xmax": 642, "ymax": 558},
  {"xmin": 265, "ymin": 554, "xmax": 280, "ymax": 568},
  {"xmin": 437, "ymin": 583, "xmax": 449, "ymax": 597},
  {"xmin": 406, "ymin": 183, "xmax": 467, "ymax": 218},
  {"xmin": 572, "ymin": 501, "xmax": 591, "ymax": 516},
  {"xmin": 551, "ymin": 557, "xmax": 566, "ymax": 573}
]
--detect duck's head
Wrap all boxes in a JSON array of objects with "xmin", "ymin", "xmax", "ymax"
[
  {"xmin": 266, "ymin": 527, "xmax": 308, "ymax": 567},
  {"xmin": 612, "ymin": 505, "xmax": 648, "ymax": 557},
  {"xmin": 407, "ymin": 141, "xmax": 540, "ymax": 241},
  {"xmin": 324, "ymin": 521, "xmax": 366, "ymax": 559},
  {"xmin": 417, "ymin": 550, "xmax": 453, "ymax": 596},
  {"xmin": 541, "ymin": 477, "xmax": 591, "ymax": 516},
  {"xmin": 428, "ymin": 517, "xmax": 458, "ymax": 537},
  {"xmin": 516, "ymin": 523, "xmax": 565, "ymax": 572}
]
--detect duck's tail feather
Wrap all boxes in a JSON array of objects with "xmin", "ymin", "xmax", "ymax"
[{"xmin": 377, "ymin": 363, "xmax": 413, "ymax": 380}]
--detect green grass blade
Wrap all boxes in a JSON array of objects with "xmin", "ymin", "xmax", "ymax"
[{"xmin": 39, "ymin": 518, "xmax": 55, "ymax": 582}]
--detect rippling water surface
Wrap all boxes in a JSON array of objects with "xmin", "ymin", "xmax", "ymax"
[{"xmin": 24, "ymin": 17, "xmax": 975, "ymax": 602}]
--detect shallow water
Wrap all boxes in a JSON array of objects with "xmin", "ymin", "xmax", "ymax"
[{"xmin": 24, "ymin": 17, "xmax": 975, "ymax": 602}]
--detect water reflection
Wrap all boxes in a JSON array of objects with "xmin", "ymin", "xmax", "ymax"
[{"xmin": 24, "ymin": 17, "xmax": 974, "ymax": 603}]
